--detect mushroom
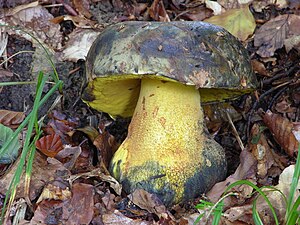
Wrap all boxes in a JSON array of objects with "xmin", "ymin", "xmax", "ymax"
[{"xmin": 82, "ymin": 21, "xmax": 257, "ymax": 206}]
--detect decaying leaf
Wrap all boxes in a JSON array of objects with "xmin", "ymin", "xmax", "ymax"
[
  {"xmin": 69, "ymin": 168, "xmax": 122, "ymax": 195},
  {"xmin": 252, "ymin": 0, "xmax": 288, "ymax": 12},
  {"xmin": 32, "ymin": 183, "xmax": 94, "ymax": 224},
  {"xmin": 261, "ymin": 110, "xmax": 299, "ymax": 156},
  {"xmin": 217, "ymin": 0, "xmax": 252, "ymax": 9},
  {"xmin": 73, "ymin": 0, "xmax": 92, "ymax": 18},
  {"xmin": 251, "ymin": 59, "xmax": 270, "ymax": 77},
  {"xmin": 148, "ymin": 0, "xmax": 170, "ymax": 22},
  {"xmin": 1, "ymin": 4, "xmax": 63, "ymax": 50},
  {"xmin": 0, "ymin": 109, "xmax": 25, "ymax": 129},
  {"xmin": 62, "ymin": 183, "xmax": 95, "ymax": 224},
  {"xmin": 204, "ymin": 5, "xmax": 256, "ymax": 41},
  {"xmin": 35, "ymin": 134, "xmax": 64, "ymax": 158},
  {"xmin": 254, "ymin": 14, "xmax": 300, "ymax": 57},
  {"xmin": 55, "ymin": 146, "xmax": 82, "ymax": 170},
  {"xmin": 205, "ymin": 0, "xmax": 223, "ymax": 15},
  {"xmin": 0, "ymin": 152, "xmax": 71, "ymax": 201},
  {"xmin": 102, "ymin": 210, "xmax": 151, "ymax": 225},
  {"xmin": 59, "ymin": 28, "xmax": 100, "ymax": 61},
  {"xmin": 128, "ymin": 189, "xmax": 173, "ymax": 220},
  {"xmin": 256, "ymin": 165, "xmax": 300, "ymax": 224},
  {"xmin": 207, "ymin": 149, "xmax": 257, "ymax": 204},
  {"xmin": 249, "ymin": 124, "xmax": 286, "ymax": 180},
  {"xmin": 37, "ymin": 180, "xmax": 71, "ymax": 203},
  {"xmin": 0, "ymin": 28, "xmax": 8, "ymax": 58}
]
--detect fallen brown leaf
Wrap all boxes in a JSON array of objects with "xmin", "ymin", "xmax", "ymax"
[
  {"xmin": 0, "ymin": 151, "xmax": 71, "ymax": 201},
  {"xmin": 254, "ymin": 14, "xmax": 300, "ymax": 57},
  {"xmin": 102, "ymin": 210, "xmax": 152, "ymax": 225},
  {"xmin": 37, "ymin": 180, "xmax": 71, "ymax": 203},
  {"xmin": 62, "ymin": 183, "xmax": 94, "ymax": 224},
  {"xmin": 69, "ymin": 168, "xmax": 122, "ymax": 195},
  {"xmin": 148, "ymin": 0, "xmax": 170, "ymax": 22},
  {"xmin": 73, "ymin": 0, "xmax": 92, "ymax": 18},
  {"xmin": 251, "ymin": 59, "xmax": 270, "ymax": 77},
  {"xmin": 128, "ymin": 189, "xmax": 173, "ymax": 220},
  {"xmin": 59, "ymin": 28, "xmax": 100, "ymax": 62},
  {"xmin": 55, "ymin": 146, "xmax": 82, "ymax": 170},
  {"xmin": 30, "ymin": 183, "xmax": 94, "ymax": 224},
  {"xmin": 261, "ymin": 110, "xmax": 299, "ymax": 156},
  {"xmin": 35, "ymin": 134, "xmax": 64, "ymax": 158},
  {"xmin": 207, "ymin": 148, "xmax": 257, "ymax": 205},
  {"xmin": 249, "ymin": 123, "xmax": 286, "ymax": 182},
  {"xmin": 0, "ymin": 109, "xmax": 25, "ymax": 129},
  {"xmin": 1, "ymin": 4, "xmax": 63, "ymax": 50},
  {"xmin": 256, "ymin": 165, "xmax": 300, "ymax": 224}
]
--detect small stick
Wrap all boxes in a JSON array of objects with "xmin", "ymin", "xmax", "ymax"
[{"xmin": 225, "ymin": 110, "xmax": 245, "ymax": 151}]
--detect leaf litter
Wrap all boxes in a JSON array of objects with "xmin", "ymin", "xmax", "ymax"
[{"xmin": 0, "ymin": 0, "xmax": 300, "ymax": 224}]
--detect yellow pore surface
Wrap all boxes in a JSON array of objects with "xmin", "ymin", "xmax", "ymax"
[{"xmin": 111, "ymin": 78, "xmax": 205, "ymax": 202}]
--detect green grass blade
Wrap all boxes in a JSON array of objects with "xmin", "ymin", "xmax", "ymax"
[
  {"xmin": 286, "ymin": 196, "xmax": 300, "ymax": 225},
  {"xmin": 0, "ymin": 80, "xmax": 62, "ymax": 159},
  {"xmin": 286, "ymin": 145, "xmax": 300, "ymax": 218},
  {"xmin": 224, "ymin": 180, "xmax": 280, "ymax": 225},
  {"xmin": 0, "ymin": 72, "xmax": 48, "ymax": 222},
  {"xmin": 253, "ymin": 195, "xmax": 265, "ymax": 225}
]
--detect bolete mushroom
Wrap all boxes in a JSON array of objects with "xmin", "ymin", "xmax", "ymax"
[{"xmin": 82, "ymin": 21, "xmax": 257, "ymax": 206}]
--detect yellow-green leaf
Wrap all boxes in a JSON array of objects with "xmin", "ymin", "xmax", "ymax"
[{"xmin": 204, "ymin": 6, "xmax": 256, "ymax": 41}]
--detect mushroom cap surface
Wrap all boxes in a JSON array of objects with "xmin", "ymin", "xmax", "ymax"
[{"xmin": 83, "ymin": 21, "xmax": 257, "ymax": 117}]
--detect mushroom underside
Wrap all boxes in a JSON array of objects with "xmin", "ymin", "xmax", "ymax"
[{"xmin": 82, "ymin": 75, "xmax": 254, "ymax": 118}]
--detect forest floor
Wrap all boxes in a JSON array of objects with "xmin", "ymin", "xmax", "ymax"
[{"xmin": 0, "ymin": 0, "xmax": 299, "ymax": 224}]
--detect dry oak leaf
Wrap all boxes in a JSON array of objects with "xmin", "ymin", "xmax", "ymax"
[
  {"xmin": 254, "ymin": 14, "xmax": 300, "ymax": 57},
  {"xmin": 261, "ymin": 110, "xmax": 299, "ymax": 157},
  {"xmin": 204, "ymin": 5, "xmax": 256, "ymax": 41}
]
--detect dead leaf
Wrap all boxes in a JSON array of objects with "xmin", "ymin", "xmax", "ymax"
[
  {"xmin": 261, "ymin": 110, "xmax": 299, "ymax": 156},
  {"xmin": 60, "ymin": 15, "xmax": 97, "ymax": 28},
  {"xmin": 204, "ymin": 5, "xmax": 256, "ymax": 41},
  {"xmin": 73, "ymin": 0, "xmax": 92, "ymax": 18},
  {"xmin": 249, "ymin": 124, "xmax": 285, "ymax": 180},
  {"xmin": 128, "ymin": 189, "xmax": 171, "ymax": 219},
  {"xmin": 148, "ymin": 0, "xmax": 170, "ymax": 22},
  {"xmin": 1, "ymin": 4, "xmax": 63, "ymax": 50},
  {"xmin": 275, "ymin": 98, "xmax": 297, "ymax": 114},
  {"xmin": 284, "ymin": 35, "xmax": 300, "ymax": 52},
  {"xmin": 69, "ymin": 168, "xmax": 122, "ymax": 195},
  {"xmin": 251, "ymin": 59, "xmax": 270, "ymax": 77},
  {"xmin": 0, "ymin": 109, "xmax": 25, "ymax": 129},
  {"xmin": 102, "ymin": 210, "xmax": 151, "ymax": 225},
  {"xmin": 0, "ymin": 151, "xmax": 71, "ymax": 201},
  {"xmin": 256, "ymin": 165, "xmax": 300, "ymax": 224},
  {"xmin": 59, "ymin": 28, "xmax": 100, "ymax": 62},
  {"xmin": 223, "ymin": 204, "xmax": 254, "ymax": 224},
  {"xmin": 254, "ymin": 14, "xmax": 300, "ymax": 57},
  {"xmin": 55, "ymin": 146, "xmax": 82, "ymax": 170},
  {"xmin": 205, "ymin": 0, "xmax": 223, "ymax": 15},
  {"xmin": 217, "ymin": 0, "xmax": 252, "ymax": 9},
  {"xmin": 29, "ymin": 200, "xmax": 64, "ymax": 225},
  {"xmin": 31, "ymin": 183, "xmax": 94, "ymax": 225},
  {"xmin": 184, "ymin": 6, "xmax": 213, "ymax": 21},
  {"xmin": 252, "ymin": 0, "xmax": 288, "ymax": 12},
  {"xmin": 62, "ymin": 183, "xmax": 94, "ymax": 225},
  {"xmin": 37, "ymin": 180, "xmax": 71, "ymax": 203},
  {"xmin": 207, "ymin": 148, "xmax": 257, "ymax": 204},
  {"xmin": 35, "ymin": 134, "xmax": 64, "ymax": 158}
]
